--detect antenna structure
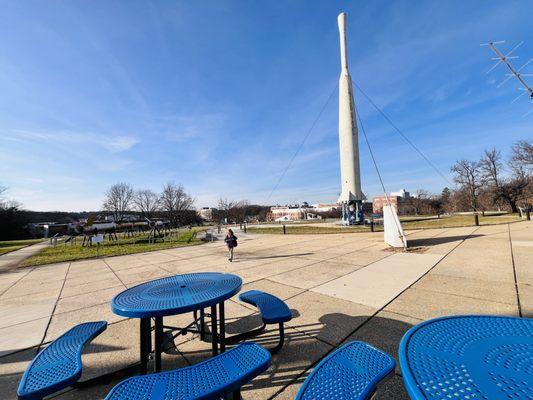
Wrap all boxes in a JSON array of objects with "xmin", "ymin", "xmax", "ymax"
[{"xmin": 481, "ymin": 41, "xmax": 533, "ymax": 116}]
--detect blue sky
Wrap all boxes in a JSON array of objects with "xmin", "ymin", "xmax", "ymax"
[{"xmin": 0, "ymin": 1, "xmax": 532, "ymax": 211}]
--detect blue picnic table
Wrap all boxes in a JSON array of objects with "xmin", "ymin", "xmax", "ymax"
[
  {"xmin": 111, "ymin": 272, "xmax": 242, "ymax": 373},
  {"xmin": 399, "ymin": 315, "xmax": 533, "ymax": 399}
]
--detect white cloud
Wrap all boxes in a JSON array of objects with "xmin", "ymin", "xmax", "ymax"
[
  {"xmin": 103, "ymin": 136, "xmax": 139, "ymax": 152},
  {"xmin": 5, "ymin": 129, "xmax": 139, "ymax": 153}
]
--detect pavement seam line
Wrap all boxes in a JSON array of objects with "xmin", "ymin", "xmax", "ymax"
[
  {"xmin": 37, "ymin": 261, "xmax": 72, "ymax": 351},
  {"xmin": 507, "ymin": 223, "xmax": 523, "ymax": 318},
  {"xmin": 0, "ymin": 267, "xmax": 35, "ymax": 298},
  {"xmin": 102, "ymin": 258, "xmax": 128, "ymax": 288}
]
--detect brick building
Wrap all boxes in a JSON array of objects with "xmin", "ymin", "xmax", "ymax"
[{"xmin": 372, "ymin": 196, "xmax": 401, "ymax": 214}]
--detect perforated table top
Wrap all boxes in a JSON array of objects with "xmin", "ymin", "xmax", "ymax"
[
  {"xmin": 111, "ymin": 272, "xmax": 242, "ymax": 318},
  {"xmin": 399, "ymin": 315, "xmax": 533, "ymax": 400}
]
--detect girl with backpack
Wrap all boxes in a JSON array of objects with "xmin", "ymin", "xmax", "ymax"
[{"xmin": 224, "ymin": 229, "xmax": 238, "ymax": 262}]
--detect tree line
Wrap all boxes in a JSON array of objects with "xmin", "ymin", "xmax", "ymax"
[
  {"xmin": 450, "ymin": 140, "xmax": 531, "ymax": 215},
  {"xmin": 101, "ymin": 182, "xmax": 200, "ymax": 226},
  {"xmin": 212, "ymin": 198, "xmax": 270, "ymax": 224},
  {"xmin": 402, "ymin": 140, "xmax": 532, "ymax": 218}
]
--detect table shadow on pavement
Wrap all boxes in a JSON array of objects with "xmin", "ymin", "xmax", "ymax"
[{"xmin": 1, "ymin": 312, "xmax": 414, "ymax": 399}]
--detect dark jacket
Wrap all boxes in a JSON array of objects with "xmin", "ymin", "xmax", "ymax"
[{"xmin": 225, "ymin": 234, "xmax": 237, "ymax": 248}]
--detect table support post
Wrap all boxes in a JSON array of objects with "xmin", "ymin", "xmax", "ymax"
[
  {"xmin": 200, "ymin": 308, "xmax": 206, "ymax": 340},
  {"xmin": 154, "ymin": 317, "xmax": 163, "ymax": 372},
  {"xmin": 219, "ymin": 302, "xmax": 226, "ymax": 353},
  {"xmin": 211, "ymin": 305, "xmax": 218, "ymax": 356},
  {"xmin": 140, "ymin": 318, "xmax": 151, "ymax": 375}
]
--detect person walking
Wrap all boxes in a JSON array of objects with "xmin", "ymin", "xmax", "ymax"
[{"xmin": 224, "ymin": 229, "xmax": 238, "ymax": 262}]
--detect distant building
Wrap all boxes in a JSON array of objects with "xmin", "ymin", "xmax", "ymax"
[
  {"xmin": 267, "ymin": 203, "xmax": 340, "ymax": 221},
  {"xmin": 198, "ymin": 207, "xmax": 215, "ymax": 221},
  {"xmin": 372, "ymin": 195, "xmax": 404, "ymax": 214},
  {"xmin": 311, "ymin": 203, "xmax": 341, "ymax": 213},
  {"xmin": 104, "ymin": 214, "xmax": 138, "ymax": 222},
  {"xmin": 27, "ymin": 222, "xmax": 73, "ymax": 238},
  {"xmin": 390, "ymin": 188, "xmax": 410, "ymax": 199},
  {"xmin": 373, "ymin": 196, "xmax": 398, "ymax": 214},
  {"xmin": 268, "ymin": 205, "xmax": 305, "ymax": 221},
  {"xmin": 372, "ymin": 189, "xmax": 413, "ymax": 214}
]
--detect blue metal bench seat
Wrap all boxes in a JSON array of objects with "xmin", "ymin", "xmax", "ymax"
[
  {"xmin": 228, "ymin": 290, "xmax": 292, "ymax": 353},
  {"xmin": 239, "ymin": 290, "xmax": 292, "ymax": 324},
  {"xmin": 295, "ymin": 341, "xmax": 396, "ymax": 400},
  {"xmin": 17, "ymin": 321, "xmax": 107, "ymax": 400},
  {"xmin": 104, "ymin": 343, "xmax": 270, "ymax": 400}
]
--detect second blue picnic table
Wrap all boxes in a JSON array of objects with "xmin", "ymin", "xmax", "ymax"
[
  {"xmin": 111, "ymin": 272, "xmax": 242, "ymax": 373},
  {"xmin": 399, "ymin": 315, "xmax": 533, "ymax": 399}
]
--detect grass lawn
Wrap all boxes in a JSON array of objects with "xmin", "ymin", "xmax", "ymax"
[
  {"xmin": 247, "ymin": 213, "xmax": 521, "ymax": 234},
  {"xmin": 401, "ymin": 213, "xmax": 521, "ymax": 229},
  {"xmin": 0, "ymin": 238, "xmax": 44, "ymax": 256},
  {"xmin": 21, "ymin": 229, "xmax": 205, "ymax": 267}
]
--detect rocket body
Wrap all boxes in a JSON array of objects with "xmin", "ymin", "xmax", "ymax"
[{"xmin": 337, "ymin": 12, "xmax": 363, "ymax": 203}]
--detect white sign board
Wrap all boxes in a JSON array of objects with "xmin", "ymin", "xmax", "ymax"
[
  {"xmin": 383, "ymin": 205, "xmax": 407, "ymax": 248},
  {"xmin": 92, "ymin": 234, "xmax": 104, "ymax": 245}
]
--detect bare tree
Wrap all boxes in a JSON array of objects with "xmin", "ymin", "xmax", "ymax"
[
  {"xmin": 448, "ymin": 187, "xmax": 470, "ymax": 213},
  {"xmin": 481, "ymin": 146, "xmax": 530, "ymax": 213},
  {"xmin": 451, "ymin": 160, "xmax": 484, "ymax": 224},
  {"xmin": 480, "ymin": 148, "xmax": 503, "ymax": 186},
  {"xmin": 102, "ymin": 183, "xmax": 134, "ymax": 222},
  {"xmin": 0, "ymin": 185, "xmax": 7, "ymax": 209},
  {"xmin": 159, "ymin": 182, "xmax": 194, "ymax": 226},
  {"xmin": 215, "ymin": 198, "xmax": 250, "ymax": 223},
  {"xmin": 230, "ymin": 200, "xmax": 250, "ymax": 223},
  {"xmin": 0, "ymin": 185, "xmax": 14, "ymax": 207},
  {"xmin": 411, "ymin": 189, "xmax": 429, "ymax": 215},
  {"xmin": 509, "ymin": 140, "xmax": 533, "ymax": 211},
  {"xmin": 509, "ymin": 140, "xmax": 533, "ymax": 177},
  {"xmin": 480, "ymin": 149, "xmax": 506, "ymax": 211},
  {"xmin": 216, "ymin": 198, "xmax": 236, "ymax": 224},
  {"xmin": 428, "ymin": 197, "xmax": 444, "ymax": 217},
  {"xmin": 133, "ymin": 189, "xmax": 160, "ymax": 218}
]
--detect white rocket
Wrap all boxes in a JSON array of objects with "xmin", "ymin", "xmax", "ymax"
[{"xmin": 337, "ymin": 12, "xmax": 363, "ymax": 204}]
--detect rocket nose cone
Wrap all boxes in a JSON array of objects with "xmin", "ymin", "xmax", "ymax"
[{"xmin": 338, "ymin": 12, "xmax": 346, "ymax": 25}]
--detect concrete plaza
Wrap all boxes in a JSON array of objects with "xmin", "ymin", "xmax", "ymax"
[{"xmin": 1, "ymin": 222, "xmax": 531, "ymax": 399}]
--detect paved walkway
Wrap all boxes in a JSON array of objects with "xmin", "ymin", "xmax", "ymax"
[
  {"xmin": 0, "ymin": 241, "xmax": 48, "ymax": 272},
  {"xmin": 0, "ymin": 222, "xmax": 531, "ymax": 399}
]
